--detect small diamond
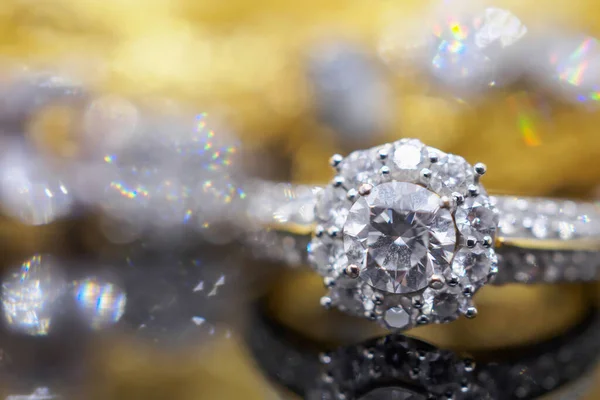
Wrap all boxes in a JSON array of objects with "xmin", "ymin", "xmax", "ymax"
[
  {"xmin": 328, "ymin": 285, "xmax": 365, "ymax": 315},
  {"xmin": 536, "ymin": 200, "xmax": 559, "ymax": 215},
  {"xmin": 557, "ymin": 221, "xmax": 575, "ymax": 240},
  {"xmin": 362, "ymin": 285, "xmax": 374, "ymax": 299},
  {"xmin": 560, "ymin": 201, "xmax": 578, "ymax": 217},
  {"xmin": 384, "ymin": 307, "xmax": 411, "ymax": 329},
  {"xmin": 422, "ymin": 288, "xmax": 460, "ymax": 320},
  {"xmin": 532, "ymin": 216, "xmax": 550, "ymax": 239},
  {"xmin": 392, "ymin": 139, "xmax": 427, "ymax": 179},
  {"xmin": 344, "ymin": 182, "xmax": 456, "ymax": 293},
  {"xmin": 430, "ymin": 154, "xmax": 474, "ymax": 195},
  {"xmin": 340, "ymin": 149, "xmax": 382, "ymax": 186},
  {"xmin": 308, "ymin": 239, "xmax": 347, "ymax": 276},
  {"xmin": 363, "ymin": 298, "xmax": 375, "ymax": 311},
  {"xmin": 315, "ymin": 187, "xmax": 348, "ymax": 225},
  {"xmin": 498, "ymin": 212, "xmax": 519, "ymax": 235},
  {"xmin": 455, "ymin": 195, "xmax": 499, "ymax": 241},
  {"xmin": 452, "ymin": 246, "xmax": 495, "ymax": 285}
]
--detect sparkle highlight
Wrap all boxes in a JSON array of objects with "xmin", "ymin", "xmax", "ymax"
[{"xmin": 74, "ymin": 278, "xmax": 126, "ymax": 330}]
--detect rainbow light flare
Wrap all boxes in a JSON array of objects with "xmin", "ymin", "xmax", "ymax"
[
  {"xmin": 75, "ymin": 278, "xmax": 126, "ymax": 329},
  {"xmin": 560, "ymin": 60, "xmax": 589, "ymax": 86},
  {"xmin": 449, "ymin": 19, "xmax": 468, "ymax": 40},
  {"xmin": 193, "ymin": 112, "xmax": 239, "ymax": 170},
  {"xmin": 19, "ymin": 255, "xmax": 40, "ymax": 282},
  {"xmin": 569, "ymin": 37, "xmax": 595, "ymax": 61},
  {"xmin": 448, "ymin": 40, "xmax": 466, "ymax": 54},
  {"xmin": 508, "ymin": 93, "xmax": 542, "ymax": 147},
  {"xmin": 109, "ymin": 181, "xmax": 149, "ymax": 199},
  {"xmin": 558, "ymin": 37, "xmax": 596, "ymax": 87}
]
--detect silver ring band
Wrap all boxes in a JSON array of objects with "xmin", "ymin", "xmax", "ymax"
[
  {"xmin": 246, "ymin": 182, "xmax": 600, "ymax": 284},
  {"xmin": 248, "ymin": 182, "xmax": 600, "ymax": 248}
]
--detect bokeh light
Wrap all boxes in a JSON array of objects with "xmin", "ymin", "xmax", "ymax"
[
  {"xmin": 73, "ymin": 277, "xmax": 127, "ymax": 330},
  {"xmin": 1, "ymin": 255, "xmax": 67, "ymax": 336}
]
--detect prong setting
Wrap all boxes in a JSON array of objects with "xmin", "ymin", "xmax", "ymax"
[
  {"xmin": 345, "ymin": 264, "xmax": 360, "ymax": 278},
  {"xmin": 488, "ymin": 265, "xmax": 499, "ymax": 282},
  {"xmin": 378, "ymin": 148, "xmax": 389, "ymax": 160},
  {"xmin": 372, "ymin": 292, "xmax": 385, "ymax": 305},
  {"xmin": 466, "ymin": 236, "xmax": 477, "ymax": 248},
  {"xmin": 346, "ymin": 188, "xmax": 358, "ymax": 202},
  {"xmin": 309, "ymin": 139, "xmax": 498, "ymax": 331},
  {"xmin": 358, "ymin": 183, "xmax": 373, "ymax": 196},
  {"xmin": 482, "ymin": 235, "xmax": 493, "ymax": 248},
  {"xmin": 463, "ymin": 286, "xmax": 474, "ymax": 297},
  {"xmin": 429, "ymin": 151, "xmax": 439, "ymax": 163},
  {"xmin": 429, "ymin": 275, "xmax": 445, "ymax": 290},
  {"xmin": 329, "ymin": 154, "xmax": 343, "ymax": 168},
  {"xmin": 447, "ymin": 274, "xmax": 459, "ymax": 287},
  {"xmin": 463, "ymin": 358, "xmax": 476, "ymax": 372},
  {"xmin": 467, "ymin": 184, "xmax": 479, "ymax": 197},
  {"xmin": 320, "ymin": 296, "xmax": 333, "ymax": 309},
  {"xmin": 412, "ymin": 297, "xmax": 424, "ymax": 309},
  {"xmin": 474, "ymin": 162, "xmax": 487, "ymax": 176},
  {"xmin": 452, "ymin": 192, "xmax": 464, "ymax": 206},
  {"xmin": 420, "ymin": 168, "xmax": 432, "ymax": 182},
  {"xmin": 323, "ymin": 277, "xmax": 336, "ymax": 288},
  {"xmin": 465, "ymin": 306, "xmax": 478, "ymax": 319},
  {"xmin": 314, "ymin": 225, "xmax": 324, "ymax": 238},
  {"xmin": 327, "ymin": 226, "xmax": 340, "ymax": 238},
  {"xmin": 332, "ymin": 176, "xmax": 345, "ymax": 188},
  {"xmin": 439, "ymin": 196, "xmax": 452, "ymax": 209}
]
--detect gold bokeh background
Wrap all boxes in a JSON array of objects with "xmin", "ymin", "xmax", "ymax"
[{"xmin": 0, "ymin": 0, "xmax": 599, "ymax": 398}]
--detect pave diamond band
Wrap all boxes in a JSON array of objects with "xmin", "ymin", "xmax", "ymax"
[
  {"xmin": 247, "ymin": 185, "xmax": 600, "ymax": 248},
  {"xmin": 246, "ymin": 138, "xmax": 600, "ymax": 332}
]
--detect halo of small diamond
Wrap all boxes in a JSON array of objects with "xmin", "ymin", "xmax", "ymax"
[{"xmin": 308, "ymin": 138, "xmax": 498, "ymax": 330}]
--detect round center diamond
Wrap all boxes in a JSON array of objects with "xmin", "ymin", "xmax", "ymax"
[{"xmin": 343, "ymin": 182, "xmax": 457, "ymax": 294}]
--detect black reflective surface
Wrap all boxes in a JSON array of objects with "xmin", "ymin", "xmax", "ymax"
[
  {"xmin": 0, "ymin": 243, "xmax": 268, "ymax": 398},
  {"xmin": 0, "ymin": 242, "xmax": 596, "ymax": 399},
  {"xmin": 247, "ymin": 299, "xmax": 600, "ymax": 400}
]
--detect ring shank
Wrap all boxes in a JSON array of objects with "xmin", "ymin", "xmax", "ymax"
[{"xmin": 246, "ymin": 182, "xmax": 600, "ymax": 283}]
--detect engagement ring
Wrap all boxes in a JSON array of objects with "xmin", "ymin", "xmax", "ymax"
[{"xmin": 249, "ymin": 139, "xmax": 600, "ymax": 331}]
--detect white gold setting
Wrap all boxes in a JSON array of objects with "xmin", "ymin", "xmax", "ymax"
[
  {"xmin": 308, "ymin": 139, "xmax": 499, "ymax": 330},
  {"xmin": 245, "ymin": 144, "xmax": 600, "ymax": 329}
]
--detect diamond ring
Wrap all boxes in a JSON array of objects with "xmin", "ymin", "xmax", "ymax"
[{"xmin": 248, "ymin": 138, "xmax": 600, "ymax": 331}]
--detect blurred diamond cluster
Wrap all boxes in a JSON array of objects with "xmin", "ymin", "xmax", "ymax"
[
  {"xmin": 0, "ymin": 68, "xmax": 250, "ymax": 245},
  {"xmin": 0, "ymin": 1, "xmax": 599, "ymax": 239}
]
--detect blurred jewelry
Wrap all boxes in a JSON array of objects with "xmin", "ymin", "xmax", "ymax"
[
  {"xmin": 248, "ymin": 138, "xmax": 600, "ymax": 331},
  {"xmin": 0, "ymin": 249, "xmax": 245, "ymax": 345},
  {"xmin": 247, "ymin": 302, "xmax": 600, "ymax": 400}
]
